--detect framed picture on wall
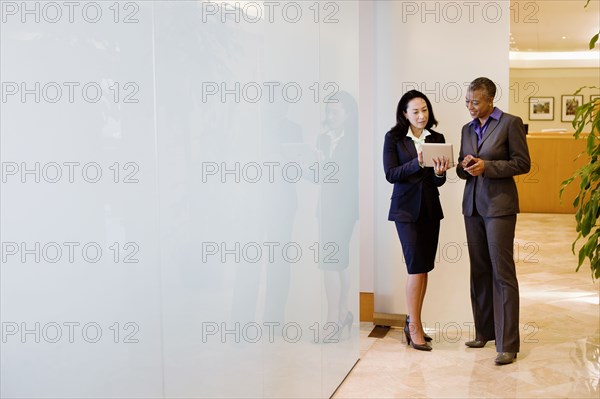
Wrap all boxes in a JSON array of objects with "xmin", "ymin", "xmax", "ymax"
[
  {"xmin": 529, "ymin": 97, "xmax": 554, "ymax": 120},
  {"xmin": 561, "ymin": 95, "xmax": 583, "ymax": 122},
  {"xmin": 591, "ymin": 94, "xmax": 600, "ymax": 102}
]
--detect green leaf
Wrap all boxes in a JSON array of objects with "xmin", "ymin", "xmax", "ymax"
[
  {"xmin": 576, "ymin": 231, "xmax": 599, "ymax": 272},
  {"xmin": 577, "ymin": 245, "xmax": 586, "ymax": 270},
  {"xmin": 590, "ymin": 32, "xmax": 599, "ymax": 49},
  {"xmin": 571, "ymin": 232, "xmax": 583, "ymax": 255},
  {"xmin": 580, "ymin": 174, "xmax": 589, "ymax": 190},
  {"xmin": 560, "ymin": 176, "xmax": 576, "ymax": 200},
  {"xmin": 572, "ymin": 86, "xmax": 599, "ymax": 96},
  {"xmin": 581, "ymin": 201, "xmax": 594, "ymax": 236},
  {"xmin": 589, "ymin": 132, "xmax": 597, "ymax": 154}
]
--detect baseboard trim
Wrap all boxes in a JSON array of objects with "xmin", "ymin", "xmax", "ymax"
[
  {"xmin": 372, "ymin": 312, "xmax": 406, "ymax": 327},
  {"xmin": 359, "ymin": 292, "xmax": 374, "ymax": 322}
]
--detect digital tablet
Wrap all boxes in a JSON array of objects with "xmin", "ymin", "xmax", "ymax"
[{"xmin": 421, "ymin": 143, "xmax": 455, "ymax": 167}]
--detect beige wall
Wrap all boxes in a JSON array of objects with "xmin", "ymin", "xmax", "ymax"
[
  {"xmin": 371, "ymin": 1, "xmax": 509, "ymax": 327},
  {"xmin": 509, "ymin": 68, "xmax": 600, "ymax": 132}
]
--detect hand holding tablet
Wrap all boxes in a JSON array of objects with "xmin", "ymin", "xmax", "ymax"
[{"xmin": 421, "ymin": 143, "xmax": 455, "ymax": 167}]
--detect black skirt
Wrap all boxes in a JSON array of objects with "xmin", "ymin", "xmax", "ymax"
[{"xmin": 395, "ymin": 218, "xmax": 440, "ymax": 274}]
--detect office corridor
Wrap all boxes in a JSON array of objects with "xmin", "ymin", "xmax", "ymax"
[{"xmin": 335, "ymin": 213, "xmax": 599, "ymax": 398}]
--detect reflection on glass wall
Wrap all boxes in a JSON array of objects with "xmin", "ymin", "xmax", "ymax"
[{"xmin": 1, "ymin": 1, "xmax": 358, "ymax": 398}]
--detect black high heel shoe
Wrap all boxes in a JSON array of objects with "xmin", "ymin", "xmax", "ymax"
[
  {"xmin": 405, "ymin": 316, "xmax": 432, "ymax": 351},
  {"xmin": 403, "ymin": 316, "xmax": 411, "ymax": 345},
  {"xmin": 410, "ymin": 340, "xmax": 432, "ymax": 351},
  {"xmin": 329, "ymin": 311, "xmax": 353, "ymax": 342},
  {"xmin": 406, "ymin": 315, "xmax": 432, "ymax": 342},
  {"xmin": 340, "ymin": 311, "xmax": 353, "ymax": 337}
]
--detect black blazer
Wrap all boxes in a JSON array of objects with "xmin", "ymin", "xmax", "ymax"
[
  {"xmin": 383, "ymin": 129, "xmax": 446, "ymax": 222},
  {"xmin": 456, "ymin": 112, "xmax": 530, "ymax": 217},
  {"xmin": 317, "ymin": 131, "xmax": 359, "ymax": 223}
]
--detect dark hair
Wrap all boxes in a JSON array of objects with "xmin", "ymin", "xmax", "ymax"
[
  {"xmin": 468, "ymin": 77, "xmax": 496, "ymax": 100},
  {"xmin": 326, "ymin": 90, "xmax": 358, "ymax": 137},
  {"xmin": 389, "ymin": 90, "xmax": 438, "ymax": 137}
]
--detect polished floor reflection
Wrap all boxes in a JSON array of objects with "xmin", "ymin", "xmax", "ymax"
[{"xmin": 335, "ymin": 213, "xmax": 599, "ymax": 398}]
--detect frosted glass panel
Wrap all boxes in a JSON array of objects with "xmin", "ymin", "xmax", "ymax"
[
  {"xmin": 1, "ymin": 1, "xmax": 358, "ymax": 398},
  {"xmin": 0, "ymin": 2, "xmax": 162, "ymax": 397}
]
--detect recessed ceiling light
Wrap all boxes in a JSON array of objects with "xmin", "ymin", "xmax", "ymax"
[
  {"xmin": 510, "ymin": 51, "xmax": 600, "ymax": 61},
  {"xmin": 562, "ymin": 36, "xmax": 567, "ymax": 39}
]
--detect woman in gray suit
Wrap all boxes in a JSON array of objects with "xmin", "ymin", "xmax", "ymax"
[{"xmin": 457, "ymin": 77, "xmax": 530, "ymax": 365}]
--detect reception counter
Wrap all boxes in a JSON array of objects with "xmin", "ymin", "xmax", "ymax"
[{"xmin": 515, "ymin": 132, "xmax": 590, "ymax": 214}]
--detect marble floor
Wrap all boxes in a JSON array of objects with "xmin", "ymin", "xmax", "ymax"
[{"xmin": 334, "ymin": 213, "xmax": 600, "ymax": 398}]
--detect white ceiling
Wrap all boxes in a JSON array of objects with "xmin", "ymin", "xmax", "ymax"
[{"xmin": 510, "ymin": 0, "xmax": 600, "ymax": 52}]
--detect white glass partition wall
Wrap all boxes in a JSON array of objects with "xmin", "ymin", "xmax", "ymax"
[{"xmin": 0, "ymin": 2, "xmax": 359, "ymax": 397}]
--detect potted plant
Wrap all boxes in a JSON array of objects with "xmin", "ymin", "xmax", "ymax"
[{"xmin": 560, "ymin": 3, "xmax": 599, "ymax": 279}]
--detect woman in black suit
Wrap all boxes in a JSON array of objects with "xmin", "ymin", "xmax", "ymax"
[
  {"xmin": 317, "ymin": 91, "xmax": 359, "ymax": 341},
  {"xmin": 383, "ymin": 90, "xmax": 449, "ymax": 351}
]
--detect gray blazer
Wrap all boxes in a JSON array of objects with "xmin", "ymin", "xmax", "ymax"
[{"xmin": 456, "ymin": 111, "xmax": 531, "ymax": 217}]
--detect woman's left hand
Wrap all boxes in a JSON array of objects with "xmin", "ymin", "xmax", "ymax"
[{"xmin": 432, "ymin": 156, "xmax": 450, "ymax": 176}]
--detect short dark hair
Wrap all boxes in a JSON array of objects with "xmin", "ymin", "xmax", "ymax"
[
  {"xmin": 468, "ymin": 77, "xmax": 496, "ymax": 100},
  {"xmin": 390, "ymin": 90, "xmax": 438, "ymax": 137}
]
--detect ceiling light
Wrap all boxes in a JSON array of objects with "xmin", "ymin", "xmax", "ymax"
[
  {"xmin": 510, "ymin": 51, "xmax": 600, "ymax": 68},
  {"xmin": 510, "ymin": 51, "xmax": 599, "ymax": 60}
]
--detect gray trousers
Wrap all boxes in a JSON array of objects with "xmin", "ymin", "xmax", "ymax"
[{"xmin": 464, "ymin": 213, "xmax": 520, "ymax": 353}]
